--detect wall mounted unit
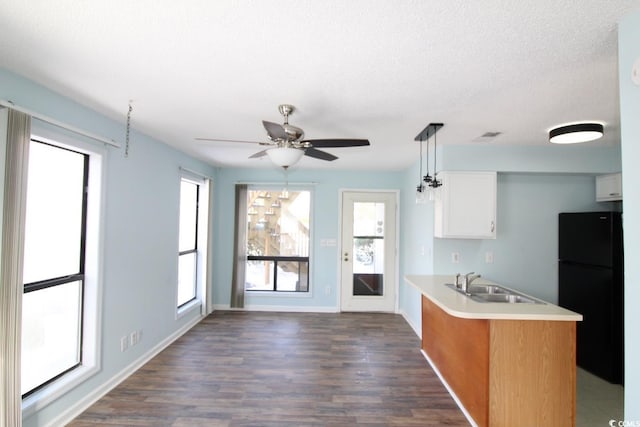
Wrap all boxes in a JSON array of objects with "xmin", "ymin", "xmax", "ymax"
[{"xmin": 595, "ymin": 173, "xmax": 622, "ymax": 202}]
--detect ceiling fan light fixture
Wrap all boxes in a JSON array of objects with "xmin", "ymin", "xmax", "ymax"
[
  {"xmin": 266, "ymin": 147, "xmax": 304, "ymax": 167},
  {"xmin": 549, "ymin": 123, "xmax": 604, "ymax": 144}
]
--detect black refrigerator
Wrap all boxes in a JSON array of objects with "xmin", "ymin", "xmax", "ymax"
[{"xmin": 558, "ymin": 211, "xmax": 624, "ymax": 384}]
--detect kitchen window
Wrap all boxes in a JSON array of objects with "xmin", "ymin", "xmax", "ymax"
[{"xmin": 245, "ymin": 189, "xmax": 310, "ymax": 292}]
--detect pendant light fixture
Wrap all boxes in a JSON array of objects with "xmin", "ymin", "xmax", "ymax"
[
  {"xmin": 414, "ymin": 123, "xmax": 444, "ymax": 197},
  {"xmin": 549, "ymin": 123, "xmax": 604, "ymax": 144}
]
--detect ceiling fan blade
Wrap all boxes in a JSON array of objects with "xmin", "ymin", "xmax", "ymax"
[
  {"xmin": 302, "ymin": 138, "xmax": 370, "ymax": 148},
  {"xmin": 304, "ymin": 147, "xmax": 338, "ymax": 161},
  {"xmin": 262, "ymin": 121, "xmax": 288, "ymax": 140},
  {"xmin": 249, "ymin": 149, "xmax": 269, "ymax": 159}
]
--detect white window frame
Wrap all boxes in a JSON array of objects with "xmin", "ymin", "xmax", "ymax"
[
  {"xmin": 21, "ymin": 123, "xmax": 105, "ymax": 418},
  {"xmin": 176, "ymin": 171, "xmax": 209, "ymax": 318}
]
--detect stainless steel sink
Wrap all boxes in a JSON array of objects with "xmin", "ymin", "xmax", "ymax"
[
  {"xmin": 470, "ymin": 293, "xmax": 540, "ymax": 304},
  {"xmin": 445, "ymin": 283, "xmax": 510, "ymax": 295},
  {"xmin": 444, "ymin": 283, "xmax": 544, "ymax": 304},
  {"xmin": 467, "ymin": 284, "xmax": 509, "ymax": 294}
]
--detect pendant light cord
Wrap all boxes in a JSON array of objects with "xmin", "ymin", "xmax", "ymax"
[
  {"xmin": 419, "ymin": 138, "xmax": 423, "ymax": 186},
  {"xmin": 425, "ymin": 134, "xmax": 431, "ymax": 182},
  {"xmin": 433, "ymin": 128, "xmax": 437, "ymax": 179}
]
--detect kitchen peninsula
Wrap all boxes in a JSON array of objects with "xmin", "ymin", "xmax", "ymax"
[{"xmin": 405, "ymin": 275, "xmax": 582, "ymax": 427}]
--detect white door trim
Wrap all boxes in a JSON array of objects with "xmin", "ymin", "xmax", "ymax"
[{"xmin": 338, "ymin": 189, "xmax": 399, "ymax": 312}]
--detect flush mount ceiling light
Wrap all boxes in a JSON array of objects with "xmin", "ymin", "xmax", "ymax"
[
  {"xmin": 265, "ymin": 147, "xmax": 305, "ymax": 168},
  {"xmin": 549, "ymin": 123, "xmax": 604, "ymax": 144}
]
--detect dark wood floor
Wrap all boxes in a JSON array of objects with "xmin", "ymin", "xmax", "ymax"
[{"xmin": 69, "ymin": 311, "xmax": 469, "ymax": 426}]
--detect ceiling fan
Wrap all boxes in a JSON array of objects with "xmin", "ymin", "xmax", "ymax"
[{"xmin": 196, "ymin": 104, "xmax": 370, "ymax": 168}]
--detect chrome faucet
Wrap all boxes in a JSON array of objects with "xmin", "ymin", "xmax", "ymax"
[{"xmin": 461, "ymin": 272, "xmax": 481, "ymax": 293}]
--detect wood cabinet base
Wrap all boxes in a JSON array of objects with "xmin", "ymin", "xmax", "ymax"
[{"xmin": 422, "ymin": 296, "xmax": 576, "ymax": 427}]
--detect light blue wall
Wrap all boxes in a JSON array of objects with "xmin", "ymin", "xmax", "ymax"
[
  {"xmin": 1, "ymin": 68, "xmax": 217, "ymax": 427},
  {"xmin": 619, "ymin": 10, "xmax": 640, "ymax": 421},
  {"xmin": 397, "ymin": 158, "xmax": 435, "ymax": 335},
  {"xmin": 211, "ymin": 166, "xmax": 403, "ymax": 310},
  {"xmin": 433, "ymin": 173, "xmax": 602, "ymax": 303},
  {"xmin": 441, "ymin": 144, "xmax": 621, "ymax": 173}
]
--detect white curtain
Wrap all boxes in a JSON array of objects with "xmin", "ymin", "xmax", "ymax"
[
  {"xmin": 0, "ymin": 108, "xmax": 31, "ymax": 427},
  {"xmin": 230, "ymin": 184, "xmax": 247, "ymax": 308}
]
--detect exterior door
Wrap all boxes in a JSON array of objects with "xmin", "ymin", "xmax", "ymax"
[{"xmin": 340, "ymin": 191, "xmax": 397, "ymax": 312}]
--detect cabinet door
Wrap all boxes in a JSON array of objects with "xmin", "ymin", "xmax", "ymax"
[
  {"xmin": 595, "ymin": 173, "xmax": 622, "ymax": 201},
  {"xmin": 434, "ymin": 171, "xmax": 497, "ymax": 239}
]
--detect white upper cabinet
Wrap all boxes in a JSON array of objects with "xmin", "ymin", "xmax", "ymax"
[
  {"xmin": 434, "ymin": 171, "xmax": 497, "ymax": 239},
  {"xmin": 596, "ymin": 173, "xmax": 622, "ymax": 202}
]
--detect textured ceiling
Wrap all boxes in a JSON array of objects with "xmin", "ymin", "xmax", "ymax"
[{"xmin": 1, "ymin": 0, "xmax": 638, "ymax": 170}]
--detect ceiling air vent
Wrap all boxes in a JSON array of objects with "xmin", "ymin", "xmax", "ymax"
[{"xmin": 472, "ymin": 132, "xmax": 502, "ymax": 142}]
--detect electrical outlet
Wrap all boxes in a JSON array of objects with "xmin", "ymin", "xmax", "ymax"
[
  {"xmin": 451, "ymin": 252, "xmax": 460, "ymax": 263},
  {"xmin": 485, "ymin": 251, "xmax": 494, "ymax": 264},
  {"xmin": 120, "ymin": 336, "xmax": 128, "ymax": 352},
  {"xmin": 129, "ymin": 330, "xmax": 143, "ymax": 346}
]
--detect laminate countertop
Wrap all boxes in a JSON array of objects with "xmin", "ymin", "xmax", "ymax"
[{"xmin": 405, "ymin": 275, "xmax": 582, "ymax": 321}]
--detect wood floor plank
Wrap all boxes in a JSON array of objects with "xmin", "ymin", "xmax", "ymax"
[{"xmin": 68, "ymin": 311, "xmax": 469, "ymax": 426}]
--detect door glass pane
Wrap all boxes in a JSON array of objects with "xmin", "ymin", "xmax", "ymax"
[
  {"xmin": 23, "ymin": 142, "xmax": 85, "ymax": 284},
  {"xmin": 177, "ymin": 252, "xmax": 197, "ymax": 306},
  {"xmin": 22, "ymin": 281, "xmax": 82, "ymax": 395},
  {"xmin": 353, "ymin": 202, "xmax": 384, "ymax": 296}
]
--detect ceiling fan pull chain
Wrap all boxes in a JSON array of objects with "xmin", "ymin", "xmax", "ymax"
[{"xmin": 281, "ymin": 167, "xmax": 290, "ymax": 199}]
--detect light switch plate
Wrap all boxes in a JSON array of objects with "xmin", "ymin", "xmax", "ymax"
[{"xmin": 633, "ymin": 57, "xmax": 640, "ymax": 86}]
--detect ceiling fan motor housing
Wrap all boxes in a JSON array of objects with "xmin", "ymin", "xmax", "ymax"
[
  {"xmin": 282, "ymin": 124, "xmax": 304, "ymax": 142},
  {"xmin": 277, "ymin": 104, "xmax": 305, "ymax": 142}
]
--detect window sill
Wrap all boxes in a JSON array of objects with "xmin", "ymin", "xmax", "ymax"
[
  {"xmin": 245, "ymin": 290, "xmax": 313, "ymax": 298},
  {"xmin": 176, "ymin": 299, "xmax": 201, "ymax": 319},
  {"xmin": 22, "ymin": 364, "xmax": 99, "ymax": 419}
]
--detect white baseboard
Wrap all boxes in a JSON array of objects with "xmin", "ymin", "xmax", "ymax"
[
  {"xmin": 212, "ymin": 303, "xmax": 338, "ymax": 313},
  {"xmin": 399, "ymin": 308, "xmax": 422, "ymax": 339},
  {"xmin": 47, "ymin": 315, "xmax": 205, "ymax": 427}
]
